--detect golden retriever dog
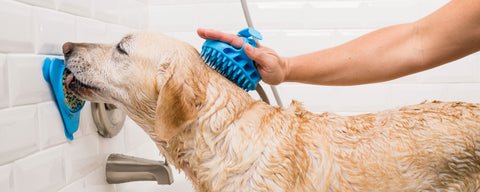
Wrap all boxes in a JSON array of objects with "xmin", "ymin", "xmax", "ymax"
[{"xmin": 62, "ymin": 32, "xmax": 480, "ymax": 191}]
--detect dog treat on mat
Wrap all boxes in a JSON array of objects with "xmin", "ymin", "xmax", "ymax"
[{"xmin": 42, "ymin": 58, "xmax": 84, "ymax": 140}]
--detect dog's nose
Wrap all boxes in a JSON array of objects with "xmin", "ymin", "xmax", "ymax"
[
  {"xmin": 62, "ymin": 42, "xmax": 74, "ymax": 60},
  {"xmin": 62, "ymin": 42, "xmax": 73, "ymax": 55}
]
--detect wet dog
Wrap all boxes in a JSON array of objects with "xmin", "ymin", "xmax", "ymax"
[{"xmin": 63, "ymin": 32, "xmax": 480, "ymax": 191}]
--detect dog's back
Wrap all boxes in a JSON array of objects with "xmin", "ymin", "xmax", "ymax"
[
  {"xmin": 157, "ymin": 42, "xmax": 480, "ymax": 191},
  {"xmin": 284, "ymin": 101, "xmax": 480, "ymax": 191}
]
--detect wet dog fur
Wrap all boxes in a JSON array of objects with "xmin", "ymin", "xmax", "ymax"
[{"xmin": 63, "ymin": 32, "xmax": 480, "ymax": 191}]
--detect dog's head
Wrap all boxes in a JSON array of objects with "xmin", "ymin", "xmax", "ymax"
[{"xmin": 63, "ymin": 32, "xmax": 205, "ymax": 140}]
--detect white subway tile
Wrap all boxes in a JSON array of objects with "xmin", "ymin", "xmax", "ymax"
[
  {"xmin": 98, "ymin": 127, "xmax": 126, "ymax": 160},
  {"xmin": 418, "ymin": 0, "xmax": 449, "ymax": 18},
  {"xmin": 328, "ymin": 84, "xmax": 390, "ymax": 113},
  {"xmin": 65, "ymin": 135, "xmax": 101, "ymax": 183},
  {"xmin": 34, "ymin": 7, "xmax": 76, "ymax": 55},
  {"xmin": 251, "ymin": 82, "xmax": 283, "ymax": 106},
  {"xmin": 0, "ymin": 106, "xmax": 38, "ymax": 165},
  {"xmin": 261, "ymin": 30, "xmax": 336, "ymax": 57},
  {"xmin": 388, "ymin": 54, "xmax": 479, "ymax": 84},
  {"xmin": 149, "ymin": 5, "xmax": 202, "ymax": 32},
  {"xmin": 416, "ymin": 55, "xmax": 479, "ymax": 83},
  {"xmin": 0, "ymin": 54, "xmax": 8, "ymax": 109},
  {"xmin": 57, "ymin": 177, "xmax": 85, "ymax": 192},
  {"xmin": 79, "ymin": 102, "xmax": 98, "ymax": 137},
  {"xmin": 150, "ymin": 0, "xmax": 233, "ymax": 5},
  {"xmin": 196, "ymin": 3, "xmax": 246, "ymax": 30},
  {"xmin": 445, "ymin": 84, "xmax": 480, "ymax": 104},
  {"xmin": 138, "ymin": 2, "xmax": 149, "ymax": 29},
  {"xmin": 37, "ymin": 101, "xmax": 68, "ymax": 149},
  {"xmin": 388, "ymin": 84, "xmax": 448, "ymax": 108},
  {"xmin": 84, "ymin": 166, "xmax": 115, "ymax": 192},
  {"xmin": 0, "ymin": 1, "xmax": 35, "ymax": 53},
  {"xmin": 15, "ymin": 0, "xmax": 56, "ymax": 9},
  {"xmin": 332, "ymin": 29, "xmax": 372, "ymax": 46},
  {"xmin": 385, "ymin": 73, "xmax": 421, "ymax": 84},
  {"xmin": 13, "ymin": 145, "xmax": 66, "ymax": 192},
  {"xmin": 249, "ymin": 2, "xmax": 307, "ymax": 30},
  {"xmin": 7, "ymin": 54, "xmax": 53, "ymax": 106},
  {"xmin": 76, "ymin": 17, "xmax": 108, "ymax": 44},
  {"xmin": 278, "ymin": 83, "xmax": 390, "ymax": 113},
  {"xmin": 305, "ymin": 0, "xmax": 420, "ymax": 29},
  {"xmin": 276, "ymin": 83, "xmax": 334, "ymax": 113},
  {"xmin": 476, "ymin": 54, "xmax": 480, "ymax": 83},
  {"xmin": 116, "ymin": 170, "xmax": 194, "ymax": 192},
  {"xmin": 106, "ymin": 24, "xmax": 133, "ymax": 44},
  {"xmin": 118, "ymin": 0, "xmax": 145, "ymax": 28},
  {"xmin": 124, "ymin": 117, "xmax": 151, "ymax": 152},
  {"xmin": 0, "ymin": 164, "xmax": 13, "ymax": 192},
  {"xmin": 164, "ymin": 31, "xmax": 206, "ymax": 52},
  {"xmin": 57, "ymin": 0, "xmax": 92, "ymax": 17},
  {"xmin": 137, "ymin": 0, "xmax": 149, "ymax": 4},
  {"xmin": 92, "ymin": 0, "xmax": 119, "ymax": 24},
  {"xmin": 124, "ymin": 140, "xmax": 161, "ymax": 162}
]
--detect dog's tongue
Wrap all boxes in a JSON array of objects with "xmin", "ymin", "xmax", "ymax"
[{"xmin": 65, "ymin": 73, "xmax": 74, "ymax": 91}]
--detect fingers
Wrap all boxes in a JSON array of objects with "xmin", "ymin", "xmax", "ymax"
[
  {"xmin": 244, "ymin": 44, "xmax": 266, "ymax": 66},
  {"xmin": 197, "ymin": 28, "xmax": 244, "ymax": 48}
]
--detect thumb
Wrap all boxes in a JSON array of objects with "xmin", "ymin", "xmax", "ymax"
[{"xmin": 244, "ymin": 43, "xmax": 265, "ymax": 66}]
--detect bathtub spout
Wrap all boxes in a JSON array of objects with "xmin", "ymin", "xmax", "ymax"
[{"xmin": 106, "ymin": 153, "xmax": 174, "ymax": 185}]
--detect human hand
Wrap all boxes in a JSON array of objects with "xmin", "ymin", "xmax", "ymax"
[{"xmin": 197, "ymin": 28, "xmax": 288, "ymax": 85}]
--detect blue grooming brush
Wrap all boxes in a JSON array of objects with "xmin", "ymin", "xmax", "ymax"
[
  {"xmin": 42, "ymin": 58, "xmax": 85, "ymax": 140},
  {"xmin": 201, "ymin": 28, "xmax": 263, "ymax": 91}
]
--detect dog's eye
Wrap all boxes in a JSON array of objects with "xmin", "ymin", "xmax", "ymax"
[{"xmin": 116, "ymin": 43, "xmax": 128, "ymax": 55}]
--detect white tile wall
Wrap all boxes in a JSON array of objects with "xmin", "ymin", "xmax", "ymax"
[
  {"xmin": 106, "ymin": 24, "xmax": 136, "ymax": 44},
  {"xmin": 65, "ymin": 135, "xmax": 101, "ymax": 183},
  {"xmin": 118, "ymin": 0, "xmax": 149, "ymax": 29},
  {"xmin": 7, "ymin": 54, "xmax": 52, "ymax": 106},
  {"xmin": 57, "ymin": 0, "xmax": 92, "ymax": 18},
  {"xmin": 83, "ymin": 166, "xmax": 116, "ymax": 192},
  {"xmin": 0, "ymin": 106, "xmax": 38, "ymax": 165},
  {"xmin": 79, "ymin": 102, "xmax": 101, "ymax": 137},
  {"xmin": 92, "ymin": 0, "xmax": 119, "ymax": 24},
  {"xmin": 37, "ymin": 101, "xmax": 68, "ymax": 149},
  {"xmin": 2, "ymin": 0, "xmax": 480, "ymax": 192},
  {"xmin": 0, "ymin": 54, "xmax": 8, "ymax": 109},
  {"xmin": 0, "ymin": 164, "xmax": 13, "ymax": 192},
  {"xmin": 76, "ymin": 17, "xmax": 108, "ymax": 44},
  {"xmin": 57, "ymin": 177, "xmax": 85, "ymax": 192},
  {"xmin": 16, "ymin": 0, "xmax": 56, "ymax": 10},
  {"xmin": 0, "ymin": 0, "xmax": 164, "ymax": 192},
  {"xmin": 34, "ymin": 7, "xmax": 77, "ymax": 55},
  {"xmin": 149, "ymin": 2, "xmax": 246, "ymax": 32},
  {"xmin": 13, "ymin": 145, "xmax": 66, "ymax": 192},
  {"xmin": 0, "ymin": 1, "xmax": 35, "ymax": 53}
]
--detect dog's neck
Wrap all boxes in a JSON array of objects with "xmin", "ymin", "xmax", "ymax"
[
  {"xmin": 119, "ymin": 45, "xmax": 260, "ymax": 176},
  {"xmin": 159, "ymin": 49, "xmax": 264, "ymax": 186}
]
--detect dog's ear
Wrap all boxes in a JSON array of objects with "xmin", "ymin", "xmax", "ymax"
[{"xmin": 154, "ymin": 69, "xmax": 198, "ymax": 140}]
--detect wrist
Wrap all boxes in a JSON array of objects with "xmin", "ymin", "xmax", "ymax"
[{"xmin": 281, "ymin": 56, "xmax": 292, "ymax": 83}]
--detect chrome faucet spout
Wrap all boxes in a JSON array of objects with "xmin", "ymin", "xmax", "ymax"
[{"xmin": 106, "ymin": 153, "xmax": 174, "ymax": 185}]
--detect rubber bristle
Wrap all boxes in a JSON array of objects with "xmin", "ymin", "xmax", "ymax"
[{"xmin": 201, "ymin": 43, "xmax": 260, "ymax": 91}]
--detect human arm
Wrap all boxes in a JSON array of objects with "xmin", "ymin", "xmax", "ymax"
[{"xmin": 198, "ymin": 0, "xmax": 480, "ymax": 85}]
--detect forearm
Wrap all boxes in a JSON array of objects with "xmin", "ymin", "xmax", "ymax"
[
  {"xmin": 284, "ymin": 0, "xmax": 480, "ymax": 86},
  {"xmin": 284, "ymin": 23, "xmax": 425, "ymax": 85}
]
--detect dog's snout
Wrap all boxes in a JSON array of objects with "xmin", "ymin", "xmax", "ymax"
[
  {"xmin": 62, "ymin": 42, "xmax": 73, "ymax": 59},
  {"xmin": 62, "ymin": 42, "xmax": 73, "ymax": 54}
]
